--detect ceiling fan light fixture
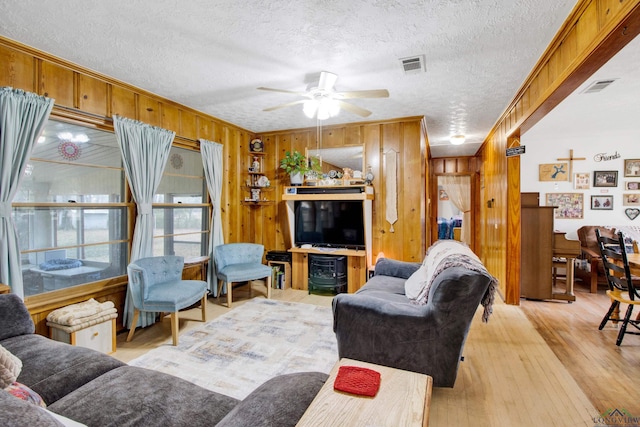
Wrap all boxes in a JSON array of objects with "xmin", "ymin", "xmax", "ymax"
[
  {"xmin": 303, "ymin": 100, "xmax": 317, "ymax": 118},
  {"xmin": 450, "ymin": 134, "xmax": 466, "ymax": 145},
  {"xmin": 306, "ymin": 98, "xmax": 340, "ymax": 120}
]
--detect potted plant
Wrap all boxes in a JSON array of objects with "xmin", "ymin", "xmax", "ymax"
[{"xmin": 280, "ymin": 151, "xmax": 320, "ymax": 185}]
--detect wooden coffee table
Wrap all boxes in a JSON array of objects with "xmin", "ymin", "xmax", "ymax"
[{"xmin": 297, "ymin": 358, "xmax": 432, "ymax": 427}]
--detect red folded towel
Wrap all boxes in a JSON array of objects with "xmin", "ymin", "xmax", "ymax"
[{"xmin": 333, "ymin": 365, "xmax": 381, "ymax": 397}]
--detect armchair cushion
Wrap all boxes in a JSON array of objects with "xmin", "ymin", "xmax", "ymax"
[
  {"xmin": 0, "ymin": 294, "xmax": 35, "ymax": 341},
  {"xmin": 217, "ymin": 263, "xmax": 272, "ymax": 284},
  {"xmin": 373, "ymin": 258, "xmax": 420, "ymax": 279},
  {"xmin": 141, "ymin": 279, "xmax": 208, "ymax": 312},
  {"xmin": 214, "ymin": 243, "xmax": 271, "ymax": 283}
]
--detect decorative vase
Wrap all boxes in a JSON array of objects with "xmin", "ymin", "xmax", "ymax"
[{"xmin": 290, "ymin": 172, "xmax": 304, "ymax": 186}]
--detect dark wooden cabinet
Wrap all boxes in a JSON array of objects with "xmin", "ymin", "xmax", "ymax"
[{"xmin": 521, "ymin": 193, "xmax": 555, "ymax": 300}]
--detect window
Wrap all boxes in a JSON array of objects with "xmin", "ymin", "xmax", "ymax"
[
  {"xmin": 152, "ymin": 147, "xmax": 209, "ymax": 258},
  {"xmin": 13, "ymin": 120, "xmax": 128, "ymax": 297}
]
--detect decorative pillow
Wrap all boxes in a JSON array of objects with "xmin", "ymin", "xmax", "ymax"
[
  {"xmin": 5, "ymin": 381, "xmax": 47, "ymax": 407},
  {"xmin": 0, "ymin": 343, "xmax": 22, "ymax": 389},
  {"xmin": 404, "ymin": 264, "xmax": 429, "ymax": 300}
]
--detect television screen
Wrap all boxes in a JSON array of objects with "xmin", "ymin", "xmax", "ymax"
[{"xmin": 294, "ymin": 200, "xmax": 365, "ymax": 250}]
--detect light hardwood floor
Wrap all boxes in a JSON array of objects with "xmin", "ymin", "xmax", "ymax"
[{"xmin": 112, "ymin": 281, "xmax": 638, "ymax": 426}]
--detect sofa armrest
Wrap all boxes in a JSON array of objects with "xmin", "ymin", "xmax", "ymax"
[
  {"xmin": 216, "ymin": 372, "xmax": 328, "ymax": 427},
  {"xmin": 373, "ymin": 258, "xmax": 420, "ymax": 279},
  {"xmin": 0, "ymin": 294, "xmax": 35, "ymax": 341}
]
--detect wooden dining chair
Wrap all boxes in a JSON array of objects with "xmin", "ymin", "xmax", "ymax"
[{"xmin": 596, "ymin": 229, "xmax": 640, "ymax": 346}]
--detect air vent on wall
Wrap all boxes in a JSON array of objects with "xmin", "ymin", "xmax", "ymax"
[
  {"xmin": 581, "ymin": 79, "xmax": 618, "ymax": 94},
  {"xmin": 400, "ymin": 55, "xmax": 425, "ymax": 74}
]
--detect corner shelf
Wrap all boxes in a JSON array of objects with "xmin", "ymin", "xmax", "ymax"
[
  {"xmin": 241, "ymin": 200, "xmax": 275, "ymax": 206},
  {"xmin": 244, "ymin": 145, "xmax": 272, "ymax": 203}
]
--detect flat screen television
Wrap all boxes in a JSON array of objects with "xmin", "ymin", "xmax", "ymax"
[{"xmin": 294, "ymin": 200, "xmax": 365, "ymax": 250}]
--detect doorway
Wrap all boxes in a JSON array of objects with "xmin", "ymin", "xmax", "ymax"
[{"xmin": 436, "ymin": 175, "xmax": 471, "ymax": 244}]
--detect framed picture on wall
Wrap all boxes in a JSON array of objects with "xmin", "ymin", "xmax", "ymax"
[
  {"xmin": 591, "ymin": 195, "xmax": 613, "ymax": 210},
  {"xmin": 573, "ymin": 172, "xmax": 590, "ymax": 189},
  {"xmin": 624, "ymin": 159, "xmax": 640, "ymax": 177},
  {"xmin": 625, "ymin": 181, "xmax": 640, "ymax": 190},
  {"xmin": 623, "ymin": 193, "xmax": 640, "ymax": 206},
  {"xmin": 545, "ymin": 193, "xmax": 584, "ymax": 219},
  {"xmin": 539, "ymin": 163, "xmax": 569, "ymax": 181},
  {"xmin": 593, "ymin": 170, "xmax": 618, "ymax": 187}
]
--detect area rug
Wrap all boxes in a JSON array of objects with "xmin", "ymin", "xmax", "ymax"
[{"xmin": 128, "ymin": 298, "xmax": 338, "ymax": 399}]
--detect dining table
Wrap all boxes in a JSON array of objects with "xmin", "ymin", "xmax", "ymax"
[{"xmin": 625, "ymin": 253, "xmax": 640, "ymax": 276}]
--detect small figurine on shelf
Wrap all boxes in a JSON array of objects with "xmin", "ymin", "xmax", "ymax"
[
  {"xmin": 365, "ymin": 165, "xmax": 375, "ymax": 185},
  {"xmin": 343, "ymin": 167, "xmax": 353, "ymax": 181},
  {"xmin": 251, "ymin": 188, "xmax": 261, "ymax": 201},
  {"xmin": 252, "ymin": 157, "xmax": 261, "ymax": 173}
]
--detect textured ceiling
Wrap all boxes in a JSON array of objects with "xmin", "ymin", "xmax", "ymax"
[{"xmin": 0, "ymin": 1, "xmax": 578, "ymax": 157}]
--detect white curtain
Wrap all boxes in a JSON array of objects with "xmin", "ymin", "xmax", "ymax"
[
  {"xmin": 440, "ymin": 175, "xmax": 471, "ymax": 244},
  {"xmin": 113, "ymin": 115, "xmax": 174, "ymax": 328},
  {"xmin": 0, "ymin": 87, "xmax": 54, "ymax": 297},
  {"xmin": 199, "ymin": 139, "xmax": 224, "ymax": 295}
]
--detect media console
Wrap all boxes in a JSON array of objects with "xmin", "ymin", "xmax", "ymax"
[
  {"xmin": 283, "ymin": 186, "xmax": 373, "ymax": 293},
  {"xmin": 289, "ymin": 247, "xmax": 367, "ymax": 293}
]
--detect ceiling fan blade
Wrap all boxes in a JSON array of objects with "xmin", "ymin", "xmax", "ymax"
[
  {"xmin": 335, "ymin": 100, "xmax": 372, "ymax": 117},
  {"xmin": 335, "ymin": 89, "xmax": 389, "ymax": 99},
  {"xmin": 257, "ymin": 87, "xmax": 311, "ymax": 97},
  {"xmin": 263, "ymin": 99, "xmax": 307, "ymax": 112},
  {"xmin": 318, "ymin": 71, "xmax": 338, "ymax": 91}
]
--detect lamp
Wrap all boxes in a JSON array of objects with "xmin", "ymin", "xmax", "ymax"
[
  {"xmin": 304, "ymin": 98, "xmax": 340, "ymax": 120},
  {"xmin": 450, "ymin": 134, "xmax": 466, "ymax": 145}
]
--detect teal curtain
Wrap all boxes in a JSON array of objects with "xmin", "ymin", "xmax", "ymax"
[
  {"xmin": 0, "ymin": 87, "xmax": 54, "ymax": 297},
  {"xmin": 200, "ymin": 139, "xmax": 224, "ymax": 295},
  {"xmin": 113, "ymin": 115, "xmax": 174, "ymax": 328}
]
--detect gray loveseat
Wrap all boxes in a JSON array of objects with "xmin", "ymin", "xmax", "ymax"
[
  {"xmin": 0, "ymin": 294, "xmax": 327, "ymax": 426},
  {"xmin": 332, "ymin": 251, "xmax": 495, "ymax": 388}
]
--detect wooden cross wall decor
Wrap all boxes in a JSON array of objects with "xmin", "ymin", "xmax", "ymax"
[{"xmin": 557, "ymin": 149, "xmax": 586, "ymax": 177}]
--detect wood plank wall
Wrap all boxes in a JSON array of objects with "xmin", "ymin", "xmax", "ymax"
[
  {"xmin": 257, "ymin": 118, "xmax": 428, "ymax": 263},
  {"xmin": 0, "ymin": 35, "xmax": 256, "ymax": 330},
  {"xmin": 477, "ymin": 0, "xmax": 640, "ymax": 303}
]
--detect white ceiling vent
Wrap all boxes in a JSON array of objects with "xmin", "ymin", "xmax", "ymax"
[
  {"xmin": 400, "ymin": 55, "xmax": 425, "ymax": 74},
  {"xmin": 581, "ymin": 79, "xmax": 618, "ymax": 94}
]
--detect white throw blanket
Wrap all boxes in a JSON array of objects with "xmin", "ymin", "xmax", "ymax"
[{"xmin": 405, "ymin": 240, "xmax": 497, "ymax": 322}]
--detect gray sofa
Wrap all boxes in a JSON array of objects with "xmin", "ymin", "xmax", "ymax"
[
  {"xmin": 0, "ymin": 294, "xmax": 327, "ymax": 427},
  {"xmin": 332, "ymin": 255, "xmax": 495, "ymax": 387}
]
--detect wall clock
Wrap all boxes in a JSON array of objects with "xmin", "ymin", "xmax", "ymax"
[{"xmin": 250, "ymin": 138, "xmax": 263, "ymax": 152}]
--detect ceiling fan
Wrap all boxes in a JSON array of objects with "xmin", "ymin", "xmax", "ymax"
[{"xmin": 258, "ymin": 71, "xmax": 389, "ymax": 119}]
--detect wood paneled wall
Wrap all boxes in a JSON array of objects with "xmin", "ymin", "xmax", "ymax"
[
  {"xmin": 478, "ymin": 0, "xmax": 640, "ymax": 303},
  {"xmin": 0, "ymin": 35, "xmax": 255, "ymax": 328},
  {"xmin": 257, "ymin": 118, "xmax": 428, "ymax": 263}
]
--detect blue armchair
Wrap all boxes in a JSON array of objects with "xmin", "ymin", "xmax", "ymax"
[
  {"xmin": 126, "ymin": 256, "xmax": 208, "ymax": 346},
  {"xmin": 214, "ymin": 243, "xmax": 272, "ymax": 308}
]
